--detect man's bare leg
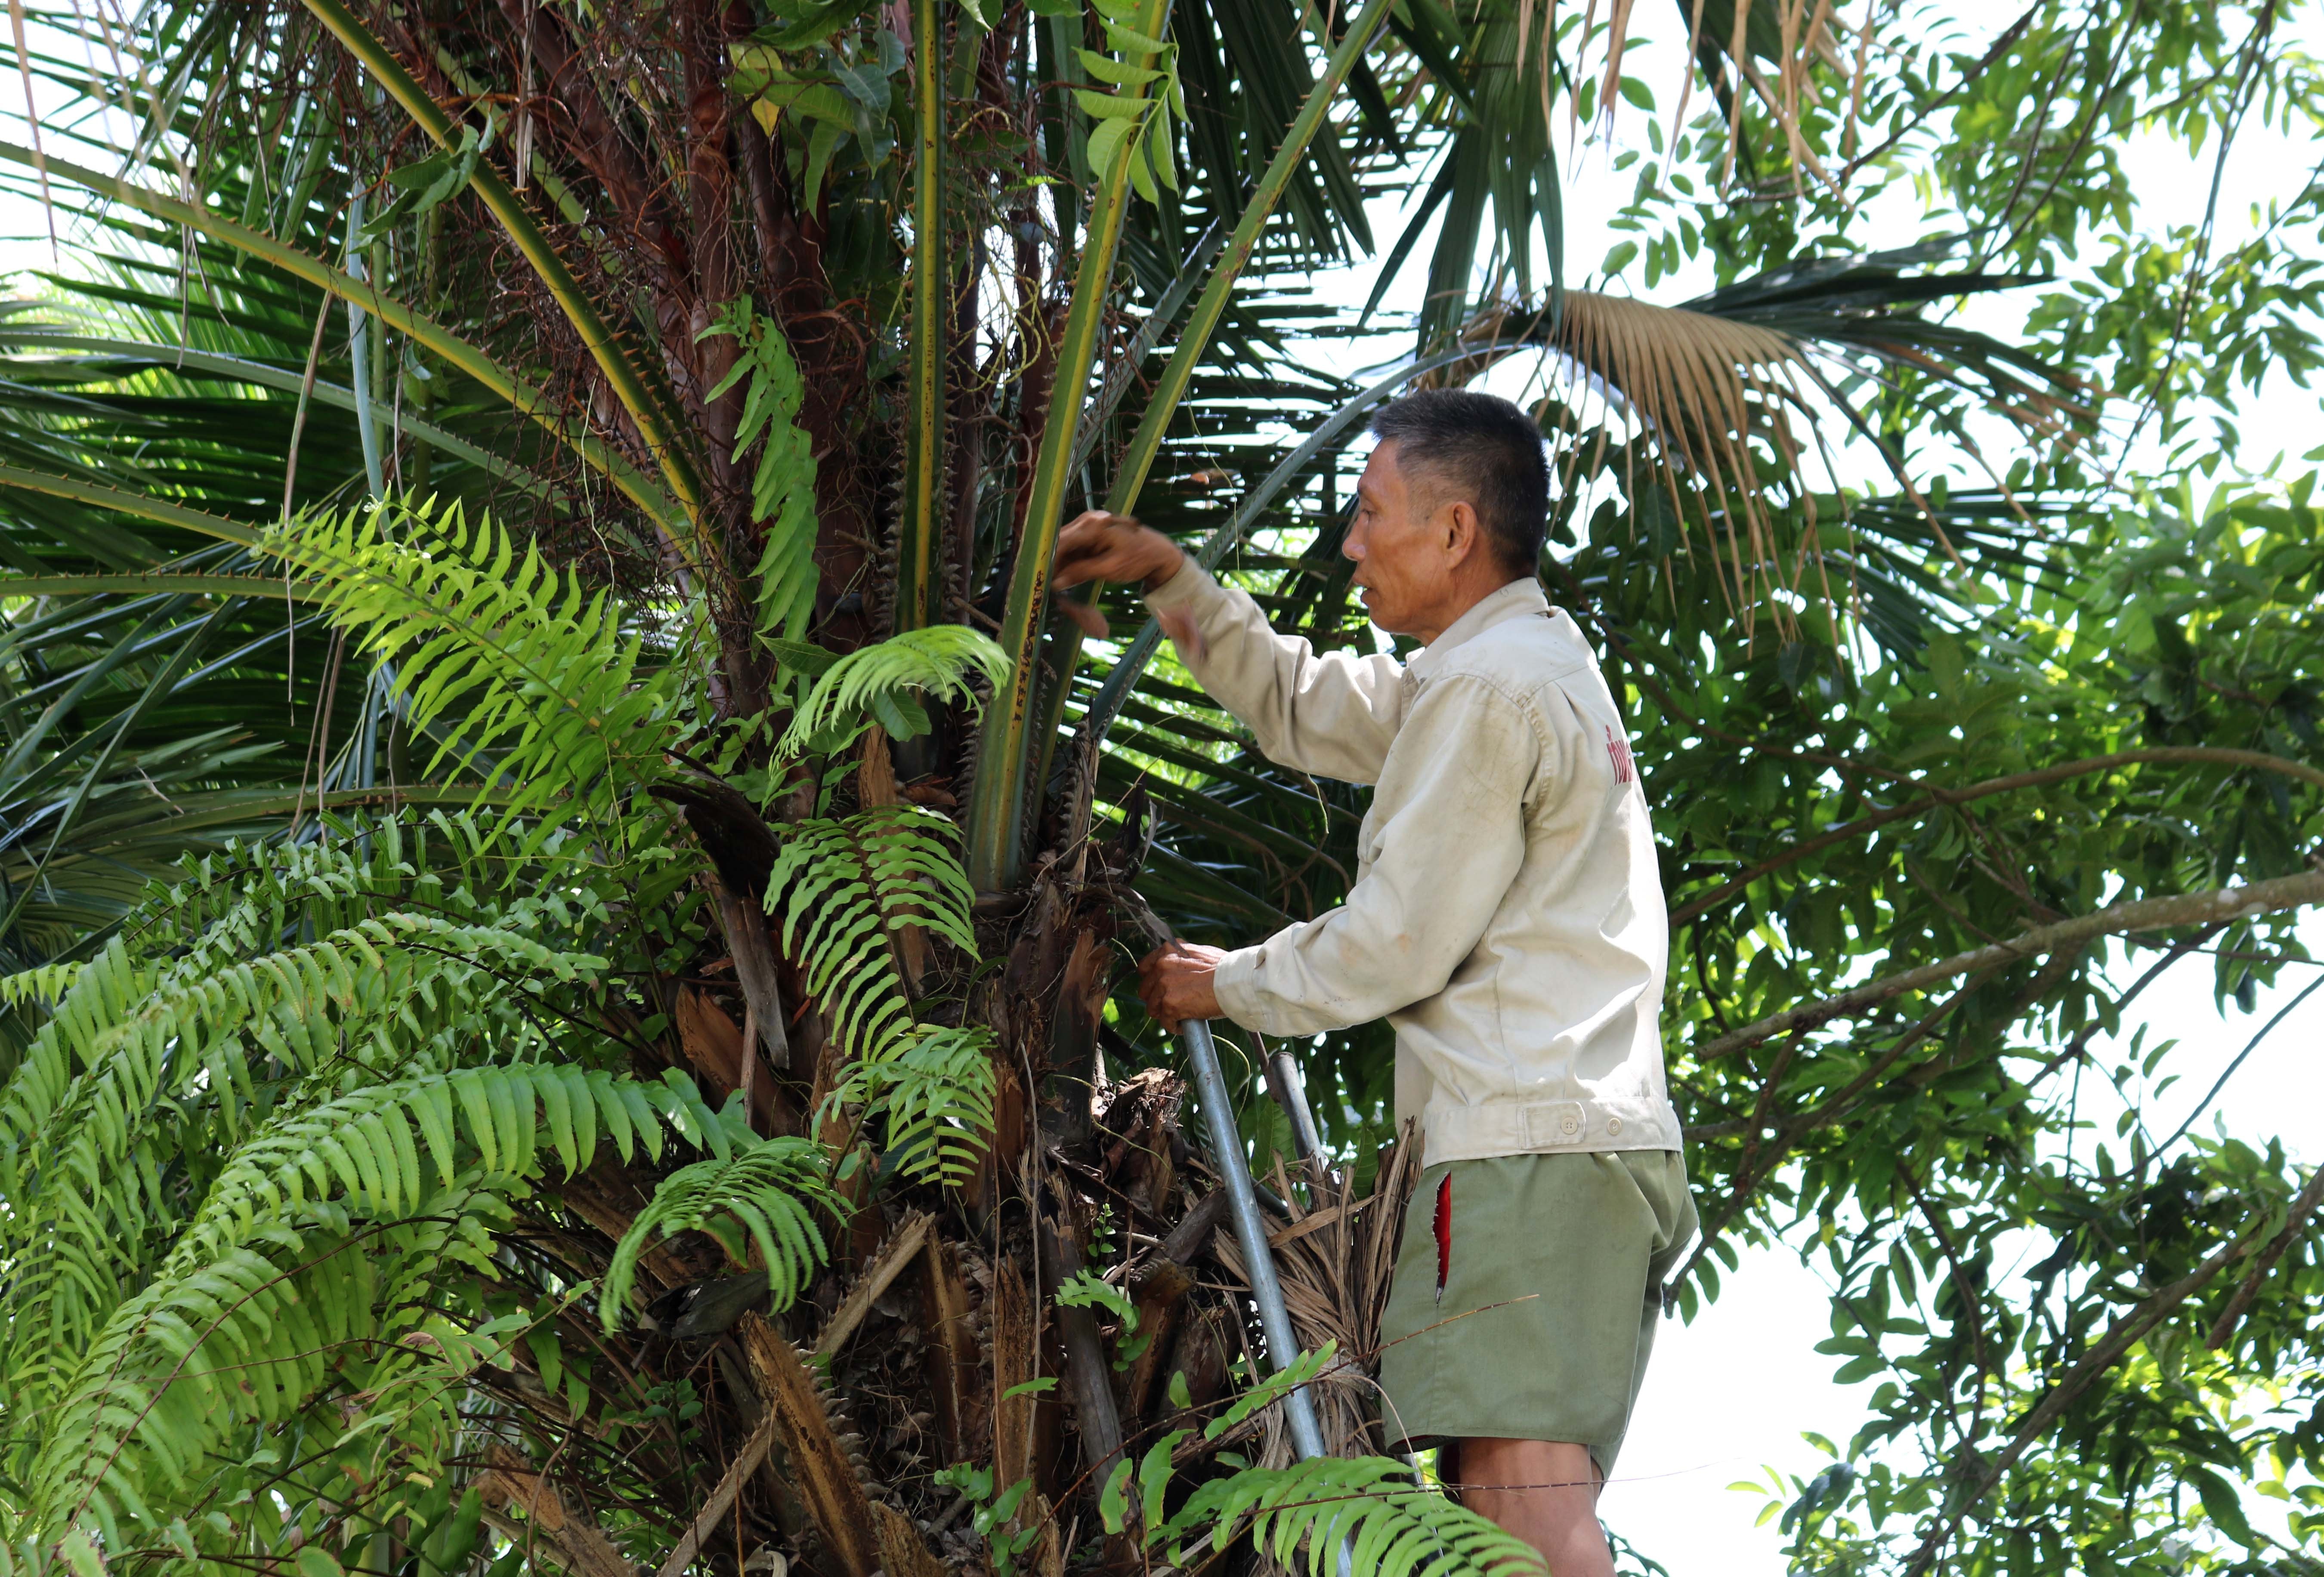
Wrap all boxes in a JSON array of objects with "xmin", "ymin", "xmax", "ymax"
[{"xmin": 1454, "ymin": 1438, "xmax": 1612, "ymax": 1577}]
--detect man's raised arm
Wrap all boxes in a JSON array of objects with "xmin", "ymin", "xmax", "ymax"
[
  {"xmin": 1051, "ymin": 511, "xmax": 1404, "ymax": 784},
  {"xmin": 1207, "ymin": 671, "xmax": 1533, "ymax": 1036}
]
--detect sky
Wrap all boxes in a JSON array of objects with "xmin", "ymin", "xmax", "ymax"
[{"xmin": 0, "ymin": 7, "xmax": 2316, "ymax": 1572}]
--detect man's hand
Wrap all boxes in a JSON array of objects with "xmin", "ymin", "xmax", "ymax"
[
  {"xmin": 1053, "ymin": 511, "xmax": 1185, "ymax": 594},
  {"xmin": 1137, "ymin": 941, "xmax": 1228, "ymax": 1033}
]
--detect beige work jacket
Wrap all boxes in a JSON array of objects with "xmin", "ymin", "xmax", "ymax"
[{"xmin": 1143, "ymin": 565, "xmax": 1683, "ymax": 1165}]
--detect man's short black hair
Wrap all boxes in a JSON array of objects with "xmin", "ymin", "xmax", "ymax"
[{"xmin": 1368, "ymin": 389, "xmax": 1549, "ymax": 576}]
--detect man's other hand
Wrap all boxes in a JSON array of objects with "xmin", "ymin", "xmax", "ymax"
[
  {"xmin": 1137, "ymin": 941, "xmax": 1228, "ymax": 1033},
  {"xmin": 1053, "ymin": 511, "xmax": 1185, "ymax": 593}
]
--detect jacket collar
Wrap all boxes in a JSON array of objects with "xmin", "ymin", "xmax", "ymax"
[{"xmin": 1405, "ymin": 576, "xmax": 1551, "ymax": 682}]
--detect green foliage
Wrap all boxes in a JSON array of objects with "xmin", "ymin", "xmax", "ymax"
[
  {"xmin": 1076, "ymin": 0, "xmax": 1187, "ymax": 204},
  {"xmin": 764, "ymin": 798, "xmax": 1001, "ymax": 1183},
  {"xmin": 1165, "ymin": 1456, "xmax": 1543, "ymax": 1577},
  {"xmin": 779, "ymin": 624, "xmax": 1010, "ymax": 753},
  {"xmin": 602, "ymin": 1138, "xmax": 837, "ymax": 1325},
  {"xmin": 358, "ymin": 120, "xmax": 492, "ymax": 244},
  {"xmin": 0, "ymin": 962, "xmax": 79, "ymax": 1008},
  {"xmin": 698, "ymin": 298, "xmax": 822, "ymax": 649},
  {"xmin": 841, "ymin": 1024, "xmax": 999, "ymax": 1186},
  {"xmin": 765, "ymin": 805, "xmax": 978, "ymax": 1061},
  {"xmin": 730, "ymin": 17, "xmax": 910, "ymax": 203},
  {"xmin": 932, "ymin": 1463, "xmax": 1044, "ymax": 1577},
  {"xmin": 0, "ymin": 2, "xmax": 2320, "ymax": 1574},
  {"xmin": 1093, "ymin": 1346, "xmax": 1545, "ymax": 1576},
  {"xmin": 267, "ymin": 495, "xmax": 688, "ymax": 833},
  {"xmin": 0, "ymin": 813, "xmax": 810, "ymax": 1549}
]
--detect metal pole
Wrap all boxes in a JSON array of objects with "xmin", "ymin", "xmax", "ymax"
[
  {"xmin": 1262, "ymin": 1040, "xmax": 1329, "ymax": 1187},
  {"xmin": 1179, "ymin": 1017, "xmax": 1328, "ymax": 1462}
]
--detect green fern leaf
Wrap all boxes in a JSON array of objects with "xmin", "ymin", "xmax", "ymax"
[
  {"xmin": 266, "ymin": 496, "xmax": 690, "ymax": 836},
  {"xmin": 779, "ymin": 625, "xmax": 1010, "ymax": 756},
  {"xmin": 1162, "ymin": 1455, "xmax": 1545, "ymax": 1577},
  {"xmin": 764, "ymin": 809, "xmax": 968, "ymax": 1060},
  {"xmin": 600, "ymin": 1136, "xmax": 837, "ymax": 1326},
  {"xmin": 840, "ymin": 1025, "xmax": 999, "ymax": 1188},
  {"xmin": 697, "ymin": 298, "xmax": 822, "ymax": 651}
]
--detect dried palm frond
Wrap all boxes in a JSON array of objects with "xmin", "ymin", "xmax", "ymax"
[
  {"xmin": 1430, "ymin": 246, "xmax": 2089, "ymax": 643},
  {"xmin": 1209, "ymin": 1123, "xmax": 1422, "ymax": 1463},
  {"xmin": 1586, "ymin": 0, "xmax": 1867, "ymax": 192},
  {"xmin": 1421, "ymin": 288, "xmax": 1831, "ymax": 636},
  {"xmin": 1540, "ymin": 287, "xmax": 1827, "ymax": 634}
]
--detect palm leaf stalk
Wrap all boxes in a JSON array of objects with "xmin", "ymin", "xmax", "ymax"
[
  {"xmin": 896, "ymin": 0, "xmax": 945, "ymax": 634},
  {"xmin": 297, "ymin": 0, "xmax": 709, "ymax": 544},
  {"xmin": 960, "ymin": 0, "xmax": 1169, "ymax": 891},
  {"xmin": 0, "ymin": 141, "xmax": 680, "ymax": 541},
  {"xmin": 965, "ymin": 0, "xmax": 1400, "ymax": 889}
]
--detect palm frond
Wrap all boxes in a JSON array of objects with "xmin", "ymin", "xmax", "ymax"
[
  {"xmin": 1467, "ymin": 250, "xmax": 2088, "ymax": 636},
  {"xmin": 1591, "ymin": 0, "xmax": 1863, "ymax": 189}
]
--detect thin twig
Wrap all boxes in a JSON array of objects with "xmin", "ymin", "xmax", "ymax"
[
  {"xmin": 2204, "ymin": 1162, "xmax": 2324, "ymax": 1350},
  {"xmin": 2151, "ymin": 972, "xmax": 2324, "ymax": 1157}
]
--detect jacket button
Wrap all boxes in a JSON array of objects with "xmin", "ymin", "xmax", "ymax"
[
  {"xmin": 1560, "ymin": 1115, "xmax": 1579, "ymax": 1135},
  {"xmin": 1607, "ymin": 1117, "xmax": 1623, "ymax": 1135}
]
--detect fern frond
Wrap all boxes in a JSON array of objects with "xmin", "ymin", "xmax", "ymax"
[
  {"xmin": 0, "ymin": 915, "xmax": 609, "ymax": 1405},
  {"xmin": 779, "ymin": 625, "xmax": 1010, "ymax": 757},
  {"xmin": 126, "ymin": 814, "xmax": 532, "ymax": 972},
  {"xmin": 168, "ymin": 1063, "xmax": 730, "ymax": 1275},
  {"xmin": 267, "ymin": 495, "xmax": 689, "ymax": 834},
  {"xmin": 857, "ymin": 805, "xmax": 981, "ymax": 954},
  {"xmin": 29, "ymin": 1198, "xmax": 500, "ymax": 1546},
  {"xmin": 24, "ymin": 1064, "xmax": 762, "ymax": 1544},
  {"xmin": 600, "ymin": 1135, "xmax": 836, "ymax": 1326},
  {"xmin": 1163, "ymin": 1457, "xmax": 1545, "ymax": 1577},
  {"xmin": 763, "ymin": 809, "xmax": 993, "ymax": 1180},
  {"xmin": 0, "ymin": 962, "xmax": 82, "ymax": 1009},
  {"xmin": 698, "ymin": 298, "xmax": 821, "ymax": 650},
  {"xmin": 844, "ymin": 1025, "xmax": 998, "ymax": 1188},
  {"xmin": 764, "ymin": 806, "xmax": 977, "ymax": 1061}
]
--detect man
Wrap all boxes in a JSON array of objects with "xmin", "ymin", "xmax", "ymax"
[{"xmin": 1050, "ymin": 389, "xmax": 1694, "ymax": 1577}]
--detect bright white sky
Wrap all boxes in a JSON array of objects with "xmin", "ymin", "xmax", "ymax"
[{"xmin": 0, "ymin": 7, "xmax": 2315, "ymax": 1571}]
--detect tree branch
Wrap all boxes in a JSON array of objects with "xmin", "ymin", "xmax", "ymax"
[
  {"xmin": 1673, "ymin": 972, "xmax": 1988, "ymax": 1290},
  {"xmin": 2205, "ymin": 1162, "xmax": 2324, "ymax": 1351},
  {"xmin": 1669, "ymin": 749, "xmax": 2324, "ymax": 928},
  {"xmin": 1693, "ymin": 869, "xmax": 2324, "ymax": 1062},
  {"xmin": 1904, "ymin": 1201, "xmax": 2278, "ymax": 1575}
]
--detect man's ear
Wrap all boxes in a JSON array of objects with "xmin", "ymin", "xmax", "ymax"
[{"xmin": 1441, "ymin": 498, "xmax": 1483, "ymax": 563}]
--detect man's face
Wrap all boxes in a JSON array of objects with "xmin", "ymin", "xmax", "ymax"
[{"xmin": 1344, "ymin": 440, "xmax": 1462, "ymax": 638}]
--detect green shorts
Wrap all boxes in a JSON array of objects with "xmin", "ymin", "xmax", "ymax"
[{"xmin": 1375, "ymin": 1149, "xmax": 1695, "ymax": 1476}]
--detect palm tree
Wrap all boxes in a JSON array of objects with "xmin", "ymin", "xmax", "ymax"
[{"xmin": 9, "ymin": 3, "xmax": 2281, "ymax": 1576}]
